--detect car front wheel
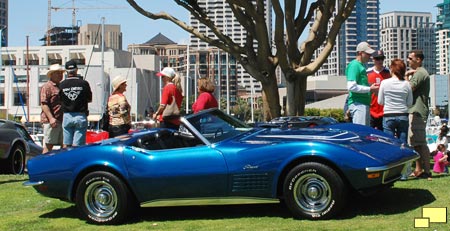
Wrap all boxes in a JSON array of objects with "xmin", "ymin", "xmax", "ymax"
[
  {"xmin": 76, "ymin": 171, "xmax": 137, "ymax": 225},
  {"xmin": 283, "ymin": 162, "xmax": 347, "ymax": 220}
]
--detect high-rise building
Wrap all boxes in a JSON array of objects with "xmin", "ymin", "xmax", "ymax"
[
  {"xmin": 314, "ymin": 0, "xmax": 380, "ymax": 76},
  {"xmin": 189, "ymin": 0, "xmax": 272, "ymax": 106},
  {"xmin": 78, "ymin": 24, "xmax": 122, "ymax": 50},
  {"xmin": 0, "ymin": 0, "xmax": 7, "ymax": 47},
  {"xmin": 436, "ymin": 0, "xmax": 450, "ymax": 74},
  {"xmin": 380, "ymin": 11, "xmax": 436, "ymax": 74}
]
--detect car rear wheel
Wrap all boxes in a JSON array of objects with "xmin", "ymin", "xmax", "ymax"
[
  {"xmin": 76, "ymin": 171, "xmax": 137, "ymax": 225},
  {"xmin": 4, "ymin": 144, "xmax": 26, "ymax": 175},
  {"xmin": 283, "ymin": 162, "xmax": 347, "ymax": 220}
]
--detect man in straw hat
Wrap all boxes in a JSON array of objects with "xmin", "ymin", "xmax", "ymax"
[
  {"xmin": 59, "ymin": 59, "xmax": 92, "ymax": 147},
  {"xmin": 40, "ymin": 64, "xmax": 65, "ymax": 153}
]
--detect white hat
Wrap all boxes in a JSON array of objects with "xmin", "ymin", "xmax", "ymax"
[
  {"xmin": 46, "ymin": 64, "xmax": 65, "ymax": 77},
  {"xmin": 112, "ymin": 75, "xmax": 127, "ymax": 92},
  {"xmin": 356, "ymin": 42, "xmax": 375, "ymax": 55},
  {"xmin": 156, "ymin": 67, "xmax": 176, "ymax": 78}
]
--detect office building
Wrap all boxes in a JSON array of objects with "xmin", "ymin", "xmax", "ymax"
[
  {"xmin": 314, "ymin": 0, "xmax": 380, "ymax": 76},
  {"xmin": 78, "ymin": 24, "xmax": 122, "ymax": 50},
  {"xmin": 189, "ymin": 0, "xmax": 272, "ymax": 105},
  {"xmin": 436, "ymin": 0, "xmax": 450, "ymax": 74},
  {"xmin": 0, "ymin": 0, "xmax": 6, "ymax": 47},
  {"xmin": 380, "ymin": 11, "xmax": 436, "ymax": 74}
]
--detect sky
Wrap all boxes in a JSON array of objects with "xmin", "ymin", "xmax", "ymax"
[{"xmin": 8, "ymin": 0, "xmax": 444, "ymax": 48}]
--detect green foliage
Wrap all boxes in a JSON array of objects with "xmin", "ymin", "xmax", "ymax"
[{"xmin": 304, "ymin": 108, "xmax": 345, "ymax": 122}]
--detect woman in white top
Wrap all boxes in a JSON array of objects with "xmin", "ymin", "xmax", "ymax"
[{"xmin": 377, "ymin": 58, "xmax": 413, "ymax": 143}]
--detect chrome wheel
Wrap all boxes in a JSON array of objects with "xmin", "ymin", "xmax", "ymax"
[
  {"xmin": 84, "ymin": 180, "xmax": 118, "ymax": 218},
  {"xmin": 283, "ymin": 162, "xmax": 347, "ymax": 220},
  {"xmin": 293, "ymin": 173, "xmax": 331, "ymax": 213}
]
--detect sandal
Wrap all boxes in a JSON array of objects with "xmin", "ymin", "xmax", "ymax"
[{"xmin": 409, "ymin": 170, "xmax": 422, "ymax": 177}]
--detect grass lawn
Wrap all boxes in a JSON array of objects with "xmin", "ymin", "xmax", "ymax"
[{"xmin": 0, "ymin": 174, "xmax": 449, "ymax": 231}]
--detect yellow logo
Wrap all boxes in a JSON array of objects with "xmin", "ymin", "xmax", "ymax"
[{"xmin": 414, "ymin": 207, "xmax": 447, "ymax": 228}]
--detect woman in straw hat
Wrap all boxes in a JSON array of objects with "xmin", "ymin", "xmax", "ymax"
[
  {"xmin": 153, "ymin": 67, "xmax": 183, "ymax": 129},
  {"xmin": 107, "ymin": 75, "xmax": 131, "ymax": 137},
  {"xmin": 40, "ymin": 64, "xmax": 65, "ymax": 153}
]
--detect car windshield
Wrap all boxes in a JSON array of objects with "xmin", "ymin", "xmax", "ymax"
[{"xmin": 184, "ymin": 109, "xmax": 252, "ymax": 143}]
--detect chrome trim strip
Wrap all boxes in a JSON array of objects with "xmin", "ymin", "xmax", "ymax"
[
  {"xmin": 23, "ymin": 180, "xmax": 44, "ymax": 187},
  {"xmin": 365, "ymin": 154, "xmax": 420, "ymax": 173},
  {"xmin": 140, "ymin": 197, "xmax": 280, "ymax": 207}
]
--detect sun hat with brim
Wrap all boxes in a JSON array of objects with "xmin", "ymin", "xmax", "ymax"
[
  {"xmin": 112, "ymin": 75, "xmax": 127, "ymax": 92},
  {"xmin": 46, "ymin": 64, "xmax": 65, "ymax": 77},
  {"xmin": 356, "ymin": 42, "xmax": 375, "ymax": 55},
  {"xmin": 156, "ymin": 67, "xmax": 176, "ymax": 78}
]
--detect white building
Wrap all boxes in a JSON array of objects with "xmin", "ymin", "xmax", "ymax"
[
  {"xmin": 380, "ymin": 11, "xmax": 436, "ymax": 73},
  {"xmin": 0, "ymin": 45, "xmax": 160, "ymax": 122},
  {"xmin": 189, "ymin": 0, "xmax": 272, "ymax": 95}
]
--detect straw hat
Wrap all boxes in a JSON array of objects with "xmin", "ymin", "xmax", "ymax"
[
  {"xmin": 112, "ymin": 75, "xmax": 127, "ymax": 92},
  {"xmin": 46, "ymin": 64, "xmax": 65, "ymax": 77}
]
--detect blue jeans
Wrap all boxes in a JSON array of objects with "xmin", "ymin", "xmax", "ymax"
[
  {"xmin": 383, "ymin": 115, "xmax": 409, "ymax": 143},
  {"xmin": 349, "ymin": 103, "xmax": 369, "ymax": 126},
  {"xmin": 63, "ymin": 112, "xmax": 88, "ymax": 146}
]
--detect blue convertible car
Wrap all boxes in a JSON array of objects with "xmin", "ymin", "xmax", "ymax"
[{"xmin": 24, "ymin": 109, "xmax": 418, "ymax": 224}]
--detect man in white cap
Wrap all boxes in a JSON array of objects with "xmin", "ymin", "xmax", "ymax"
[
  {"xmin": 40, "ymin": 64, "xmax": 65, "ymax": 153},
  {"xmin": 346, "ymin": 41, "xmax": 380, "ymax": 126}
]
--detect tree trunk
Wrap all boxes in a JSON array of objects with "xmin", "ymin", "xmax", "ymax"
[
  {"xmin": 286, "ymin": 76, "xmax": 308, "ymax": 116},
  {"xmin": 260, "ymin": 75, "xmax": 281, "ymax": 121}
]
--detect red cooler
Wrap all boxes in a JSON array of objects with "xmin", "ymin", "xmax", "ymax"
[{"xmin": 86, "ymin": 131, "xmax": 109, "ymax": 144}]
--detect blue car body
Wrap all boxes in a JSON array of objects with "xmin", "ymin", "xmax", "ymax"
[{"xmin": 25, "ymin": 109, "xmax": 419, "ymax": 224}]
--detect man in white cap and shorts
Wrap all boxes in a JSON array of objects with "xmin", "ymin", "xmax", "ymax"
[{"xmin": 346, "ymin": 41, "xmax": 380, "ymax": 126}]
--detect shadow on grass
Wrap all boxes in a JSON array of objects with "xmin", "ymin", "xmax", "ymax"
[
  {"xmin": 38, "ymin": 188, "xmax": 435, "ymax": 223},
  {"xmin": 40, "ymin": 205, "xmax": 80, "ymax": 220},
  {"xmin": 340, "ymin": 187, "xmax": 435, "ymax": 219},
  {"xmin": 0, "ymin": 179, "xmax": 26, "ymax": 185}
]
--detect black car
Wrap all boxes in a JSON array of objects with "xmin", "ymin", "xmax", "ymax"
[{"xmin": 0, "ymin": 120, "xmax": 43, "ymax": 174}]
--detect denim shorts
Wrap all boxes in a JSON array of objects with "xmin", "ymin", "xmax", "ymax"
[{"xmin": 62, "ymin": 112, "xmax": 88, "ymax": 146}]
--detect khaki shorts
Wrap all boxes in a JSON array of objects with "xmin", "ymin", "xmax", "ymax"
[
  {"xmin": 408, "ymin": 113, "xmax": 427, "ymax": 146},
  {"xmin": 43, "ymin": 123, "xmax": 63, "ymax": 145}
]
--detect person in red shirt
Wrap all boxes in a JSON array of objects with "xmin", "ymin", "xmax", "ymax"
[
  {"xmin": 366, "ymin": 50, "xmax": 391, "ymax": 131},
  {"xmin": 153, "ymin": 67, "xmax": 183, "ymax": 130},
  {"xmin": 192, "ymin": 78, "xmax": 218, "ymax": 113}
]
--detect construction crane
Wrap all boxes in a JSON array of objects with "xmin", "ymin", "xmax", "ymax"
[{"xmin": 47, "ymin": 0, "xmax": 125, "ymax": 45}]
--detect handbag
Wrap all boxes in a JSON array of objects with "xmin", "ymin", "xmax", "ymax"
[
  {"xmin": 101, "ymin": 109, "xmax": 110, "ymax": 132},
  {"xmin": 162, "ymin": 95, "xmax": 180, "ymax": 120}
]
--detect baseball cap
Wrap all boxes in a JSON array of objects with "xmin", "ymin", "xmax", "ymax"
[
  {"xmin": 372, "ymin": 50, "xmax": 385, "ymax": 59},
  {"xmin": 156, "ymin": 67, "xmax": 176, "ymax": 78},
  {"xmin": 356, "ymin": 42, "xmax": 375, "ymax": 55},
  {"xmin": 65, "ymin": 59, "xmax": 78, "ymax": 70}
]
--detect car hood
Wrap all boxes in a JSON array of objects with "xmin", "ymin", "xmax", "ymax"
[{"xmin": 242, "ymin": 123, "xmax": 414, "ymax": 163}]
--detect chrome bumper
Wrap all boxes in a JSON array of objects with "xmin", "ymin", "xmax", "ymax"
[{"xmin": 23, "ymin": 180, "xmax": 44, "ymax": 187}]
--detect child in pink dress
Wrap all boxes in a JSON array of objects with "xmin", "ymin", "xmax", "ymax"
[{"xmin": 433, "ymin": 144, "xmax": 448, "ymax": 174}]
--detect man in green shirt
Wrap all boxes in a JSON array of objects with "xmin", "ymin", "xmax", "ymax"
[
  {"xmin": 406, "ymin": 50, "xmax": 431, "ymax": 180},
  {"xmin": 346, "ymin": 41, "xmax": 379, "ymax": 125}
]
